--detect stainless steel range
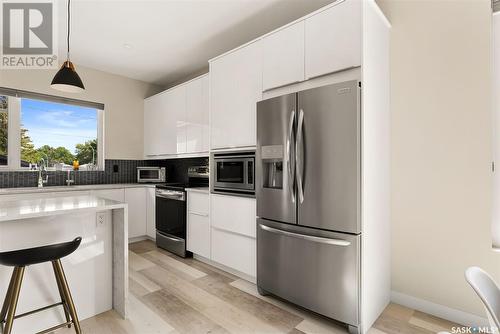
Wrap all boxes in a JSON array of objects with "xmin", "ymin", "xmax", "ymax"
[{"xmin": 155, "ymin": 165, "xmax": 208, "ymax": 257}]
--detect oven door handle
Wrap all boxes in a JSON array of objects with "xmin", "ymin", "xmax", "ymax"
[
  {"xmin": 156, "ymin": 192, "xmax": 186, "ymax": 201},
  {"xmin": 157, "ymin": 232, "xmax": 184, "ymax": 242}
]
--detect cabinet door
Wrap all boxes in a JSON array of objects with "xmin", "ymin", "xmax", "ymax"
[
  {"xmin": 125, "ymin": 188, "xmax": 147, "ymax": 239},
  {"xmin": 187, "ymin": 213, "xmax": 210, "ymax": 258},
  {"xmin": 305, "ymin": 0, "xmax": 362, "ymax": 79},
  {"xmin": 262, "ymin": 21, "xmax": 305, "ymax": 91},
  {"xmin": 144, "ymin": 95, "xmax": 166, "ymax": 157},
  {"xmin": 91, "ymin": 189, "xmax": 124, "ymax": 202},
  {"xmin": 188, "ymin": 191, "xmax": 209, "ymax": 215},
  {"xmin": 186, "ymin": 75, "xmax": 209, "ymax": 153},
  {"xmin": 164, "ymin": 86, "xmax": 187, "ymax": 154},
  {"xmin": 201, "ymin": 75, "xmax": 209, "ymax": 152},
  {"xmin": 210, "ymin": 41, "xmax": 262, "ymax": 149},
  {"xmin": 210, "ymin": 194, "xmax": 256, "ymax": 238},
  {"xmin": 146, "ymin": 187, "xmax": 156, "ymax": 239},
  {"xmin": 211, "ymin": 227, "xmax": 256, "ymax": 277},
  {"xmin": 187, "ymin": 192, "xmax": 210, "ymax": 257}
]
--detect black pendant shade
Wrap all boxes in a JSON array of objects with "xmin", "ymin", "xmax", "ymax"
[
  {"xmin": 51, "ymin": 61, "xmax": 85, "ymax": 93},
  {"xmin": 51, "ymin": 0, "xmax": 84, "ymax": 93}
]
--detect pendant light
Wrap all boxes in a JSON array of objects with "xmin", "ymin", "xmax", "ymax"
[{"xmin": 51, "ymin": 0, "xmax": 85, "ymax": 93}]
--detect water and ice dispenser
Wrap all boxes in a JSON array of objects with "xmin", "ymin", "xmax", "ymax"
[{"xmin": 261, "ymin": 145, "xmax": 284, "ymax": 189}]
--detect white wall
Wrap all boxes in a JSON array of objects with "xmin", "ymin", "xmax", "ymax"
[
  {"xmin": 377, "ymin": 0, "xmax": 500, "ymax": 322},
  {"xmin": 0, "ymin": 66, "xmax": 161, "ymax": 160}
]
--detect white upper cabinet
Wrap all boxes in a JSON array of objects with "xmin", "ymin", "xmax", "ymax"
[
  {"xmin": 262, "ymin": 21, "xmax": 305, "ymax": 91},
  {"xmin": 144, "ymin": 94, "xmax": 171, "ymax": 157},
  {"xmin": 186, "ymin": 75, "xmax": 209, "ymax": 153},
  {"xmin": 166, "ymin": 86, "xmax": 187, "ymax": 154},
  {"xmin": 210, "ymin": 41, "xmax": 262, "ymax": 149},
  {"xmin": 304, "ymin": 0, "xmax": 362, "ymax": 79},
  {"xmin": 144, "ymin": 75, "xmax": 209, "ymax": 157},
  {"xmin": 144, "ymin": 88, "xmax": 180, "ymax": 156}
]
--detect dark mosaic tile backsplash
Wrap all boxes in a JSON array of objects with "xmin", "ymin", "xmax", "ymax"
[{"xmin": 0, "ymin": 157, "xmax": 209, "ymax": 188}]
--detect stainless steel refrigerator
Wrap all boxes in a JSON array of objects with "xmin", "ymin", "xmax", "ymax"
[{"xmin": 256, "ymin": 80, "xmax": 361, "ymax": 333}]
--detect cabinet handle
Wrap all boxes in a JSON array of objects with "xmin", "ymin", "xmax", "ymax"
[{"xmin": 189, "ymin": 212, "xmax": 209, "ymax": 217}]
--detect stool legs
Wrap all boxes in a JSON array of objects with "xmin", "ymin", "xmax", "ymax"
[
  {"xmin": 3, "ymin": 266, "xmax": 25, "ymax": 334},
  {"xmin": 52, "ymin": 260, "xmax": 81, "ymax": 334},
  {"xmin": 53, "ymin": 263, "xmax": 71, "ymax": 328},
  {"xmin": 0, "ymin": 268, "xmax": 17, "ymax": 323}
]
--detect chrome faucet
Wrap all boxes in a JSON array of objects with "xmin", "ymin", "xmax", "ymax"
[
  {"xmin": 37, "ymin": 158, "xmax": 48, "ymax": 188},
  {"xmin": 90, "ymin": 145, "xmax": 96, "ymax": 170},
  {"xmin": 65, "ymin": 170, "xmax": 75, "ymax": 186}
]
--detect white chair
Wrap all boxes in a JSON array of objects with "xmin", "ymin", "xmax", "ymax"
[{"xmin": 465, "ymin": 266, "xmax": 500, "ymax": 332}]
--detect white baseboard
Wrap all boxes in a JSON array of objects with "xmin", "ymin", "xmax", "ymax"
[
  {"xmin": 128, "ymin": 236, "xmax": 149, "ymax": 243},
  {"xmin": 193, "ymin": 254, "xmax": 256, "ymax": 284},
  {"xmin": 391, "ymin": 291, "xmax": 488, "ymax": 327}
]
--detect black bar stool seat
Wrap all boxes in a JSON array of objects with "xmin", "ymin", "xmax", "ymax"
[
  {"xmin": 0, "ymin": 237, "xmax": 83, "ymax": 334},
  {"xmin": 0, "ymin": 238, "xmax": 81, "ymax": 267}
]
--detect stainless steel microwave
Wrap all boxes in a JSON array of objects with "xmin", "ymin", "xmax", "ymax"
[
  {"xmin": 212, "ymin": 152, "xmax": 255, "ymax": 194},
  {"xmin": 137, "ymin": 167, "xmax": 166, "ymax": 183}
]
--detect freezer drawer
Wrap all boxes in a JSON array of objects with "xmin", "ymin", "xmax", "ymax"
[{"xmin": 257, "ymin": 218, "xmax": 360, "ymax": 326}]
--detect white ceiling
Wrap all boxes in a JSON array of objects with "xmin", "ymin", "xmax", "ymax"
[{"xmin": 57, "ymin": 0, "xmax": 334, "ymax": 87}]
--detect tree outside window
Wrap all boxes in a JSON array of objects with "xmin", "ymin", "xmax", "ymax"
[{"xmin": 20, "ymin": 98, "xmax": 98, "ymax": 169}]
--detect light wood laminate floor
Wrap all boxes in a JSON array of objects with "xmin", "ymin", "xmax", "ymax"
[{"xmin": 56, "ymin": 240, "xmax": 461, "ymax": 334}]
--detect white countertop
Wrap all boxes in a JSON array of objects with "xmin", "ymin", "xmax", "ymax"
[
  {"xmin": 0, "ymin": 183, "xmax": 156, "ymax": 195},
  {"xmin": 0, "ymin": 194, "xmax": 126, "ymax": 222},
  {"xmin": 185, "ymin": 187, "xmax": 209, "ymax": 194}
]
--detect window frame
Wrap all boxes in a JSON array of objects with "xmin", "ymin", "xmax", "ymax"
[{"xmin": 0, "ymin": 92, "xmax": 104, "ymax": 171}]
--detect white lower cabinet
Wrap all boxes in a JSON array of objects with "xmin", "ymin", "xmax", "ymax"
[
  {"xmin": 210, "ymin": 194, "xmax": 256, "ymax": 237},
  {"xmin": 146, "ymin": 187, "xmax": 156, "ymax": 239},
  {"xmin": 209, "ymin": 194, "xmax": 256, "ymax": 277},
  {"xmin": 211, "ymin": 227, "xmax": 256, "ymax": 277},
  {"xmin": 187, "ymin": 213, "xmax": 210, "ymax": 258},
  {"xmin": 187, "ymin": 191, "xmax": 210, "ymax": 258},
  {"xmin": 124, "ymin": 187, "xmax": 147, "ymax": 239}
]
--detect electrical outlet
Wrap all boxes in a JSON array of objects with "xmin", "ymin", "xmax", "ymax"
[{"xmin": 96, "ymin": 212, "xmax": 106, "ymax": 226}]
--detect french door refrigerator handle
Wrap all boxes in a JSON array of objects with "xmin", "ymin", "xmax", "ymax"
[
  {"xmin": 287, "ymin": 109, "xmax": 296, "ymax": 203},
  {"xmin": 296, "ymin": 109, "xmax": 305, "ymax": 203},
  {"xmin": 259, "ymin": 224, "xmax": 351, "ymax": 246}
]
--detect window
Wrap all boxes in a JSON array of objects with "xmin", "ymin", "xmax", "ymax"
[
  {"xmin": 0, "ymin": 88, "xmax": 104, "ymax": 171},
  {"xmin": 20, "ymin": 99, "xmax": 98, "ymax": 170}
]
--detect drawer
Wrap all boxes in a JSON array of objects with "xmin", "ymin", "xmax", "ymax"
[
  {"xmin": 210, "ymin": 194, "xmax": 256, "ymax": 237},
  {"xmin": 188, "ymin": 192, "xmax": 209, "ymax": 215},
  {"xmin": 257, "ymin": 218, "xmax": 360, "ymax": 325},
  {"xmin": 187, "ymin": 213, "xmax": 210, "ymax": 258},
  {"xmin": 211, "ymin": 227, "xmax": 256, "ymax": 277}
]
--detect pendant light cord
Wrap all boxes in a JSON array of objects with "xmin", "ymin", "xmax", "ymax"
[{"xmin": 67, "ymin": 0, "xmax": 71, "ymax": 61}]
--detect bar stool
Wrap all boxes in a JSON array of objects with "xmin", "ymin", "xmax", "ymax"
[{"xmin": 0, "ymin": 237, "xmax": 82, "ymax": 334}]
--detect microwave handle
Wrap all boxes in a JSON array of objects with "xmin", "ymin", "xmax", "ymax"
[{"xmin": 247, "ymin": 160, "xmax": 254, "ymax": 186}]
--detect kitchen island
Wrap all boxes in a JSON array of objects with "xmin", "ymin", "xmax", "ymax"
[{"xmin": 0, "ymin": 195, "xmax": 128, "ymax": 333}]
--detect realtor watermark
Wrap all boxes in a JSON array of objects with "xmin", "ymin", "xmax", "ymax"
[
  {"xmin": 438, "ymin": 326, "xmax": 500, "ymax": 334},
  {"xmin": 0, "ymin": 0, "xmax": 57, "ymax": 69}
]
